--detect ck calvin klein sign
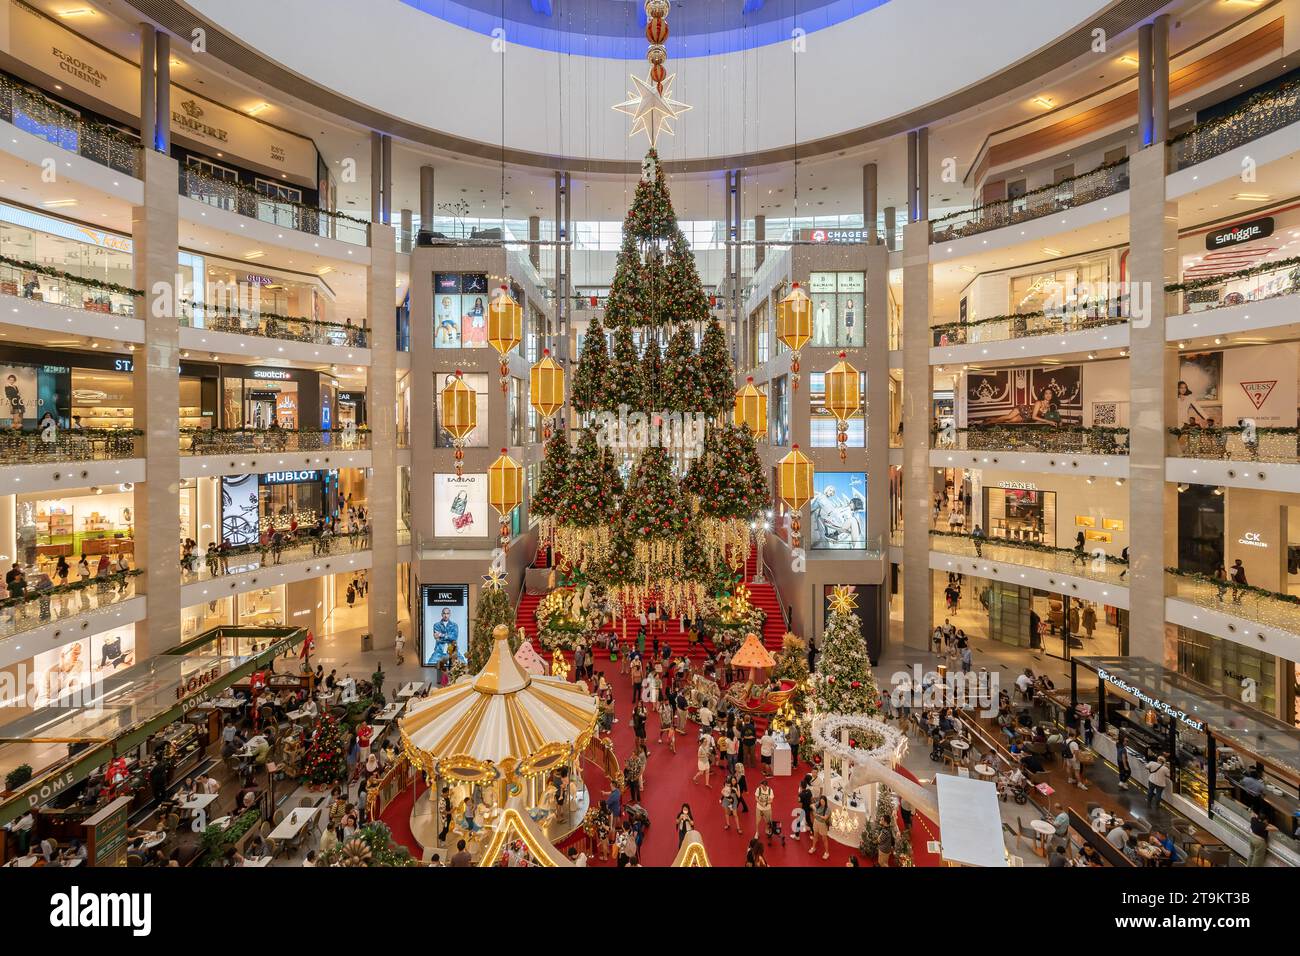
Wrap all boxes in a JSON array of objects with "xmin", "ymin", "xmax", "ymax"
[{"xmin": 1206, "ymin": 217, "xmax": 1274, "ymax": 250}]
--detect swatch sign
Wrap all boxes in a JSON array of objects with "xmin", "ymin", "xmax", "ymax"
[{"xmin": 1206, "ymin": 217, "xmax": 1274, "ymax": 250}]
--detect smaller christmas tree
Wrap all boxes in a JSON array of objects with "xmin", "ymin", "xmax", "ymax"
[
  {"xmin": 697, "ymin": 318, "xmax": 735, "ymax": 420},
  {"xmin": 808, "ymin": 585, "xmax": 881, "ymax": 718},
  {"xmin": 660, "ymin": 321, "xmax": 698, "ymax": 413},
  {"xmin": 859, "ymin": 784, "xmax": 898, "ymax": 860},
  {"xmin": 530, "ymin": 429, "xmax": 571, "ymax": 523},
  {"xmin": 625, "ymin": 147, "xmax": 678, "ymax": 242},
  {"xmin": 608, "ymin": 324, "xmax": 640, "ymax": 405},
  {"xmin": 562, "ymin": 429, "xmax": 621, "ymax": 528},
  {"xmin": 572, "ymin": 315, "xmax": 610, "ymax": 415},
  {"xmin": 623, "ymin": 446, "xmax": 688, "ymax": 543},
  {"xmin": 663, "ymin": 231, "xmax": 710, "ymax": 325},
  {"xmin": 638, "ymin": 331, "xmax": 663, "ymax": 411},
  {"xmin": 698, "ymin": 424, "xmax": 770, "ymax": 521},
  {"xmin": 302, "ymin": 713, "xmax": 348, "ymax": 787},
  {"xmin": 470, "ymin": 578, "xmax": 518, "ymax": 672},
  {"xmin": 604, "ymin": 232, "xmax": 646, "ymax": 330}
]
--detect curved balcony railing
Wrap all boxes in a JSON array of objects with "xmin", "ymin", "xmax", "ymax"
[
  {"xmin": 179, "ymin": 168, "xmax": 370, "ymax": 246},
  {"xmin": 180, "ymin": 427, "xmax": 370, "ymax": 456},
  {"xmin": 180, "ymin": 302, "xmax": 369, "ymax": 349},
  {"xmin": 0, "ymin": 570, "xmax": 140, "ymax": 643},
  {"xmin": 929, "ymin": 160, "xmax": 1129, "ymax": 242},
  {"xmin": 930, "ymin": 530, "xmax": 1128, "ymax": 588},
  {"xmin": 1168, "ymin": 259, "xmax": 1300, "ymax": 315},
  {"xmin": 0, "ymin": 427, "xmax": 140, "ymax": 464},
  {"xmin": 1168, "ymin": 426, "xmax": 1300, "ymax": 464},
  {"xmin": 183, "ymin": 530, "xmax": 371, "ymax": 584},
  {"xmin": 934, "ymin": 425, "xmax": 1129, "ymax": 456},
  {"xmin": 1171, "ymin": 79, "xmax": 1300, "ymax": 171},
  {"xmin": 0, "ymin": 257, "xmax": 139, "ymax": 317},
  {"xmin": 0, "ymin": 72, "xmax": 140, "ymax": 177},
  {"xmin": 930, "ymin": 303, "xmax": 1127, "ymax": 347},
  {"xmin": 1166, "ymin": 568, "xmax": 1300, "ymax": 636}
]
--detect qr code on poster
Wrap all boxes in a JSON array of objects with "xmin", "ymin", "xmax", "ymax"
[{"xmin": 1092, "ymin": 402, "xmax": 1119, "ymax": 426}]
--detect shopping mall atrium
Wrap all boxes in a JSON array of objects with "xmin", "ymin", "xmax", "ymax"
[{"xmin": 0, "ymin": 0, "xmax": 1296, "ymax": 886}]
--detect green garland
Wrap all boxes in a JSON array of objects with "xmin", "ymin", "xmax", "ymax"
[
  {"xmin": 930, "ymin": 159, "xmax": 1129, "ymax": 226},
  {"xmin": 0, "ymin": 426, "xmax": 141, "ymax": 438},
  {"xmin": 182, "ymin": 170, "xmax": 370, "ymax": 226},
  {"xmin": 0, "ymin": 569, "xmax": 140, "ymax": 611},
  {"xmin": 0, "ymin": 253, "xmax": 142, "ymax": 298},
  {"xmin": 180, "ymin": 300, "xmax": 365, "ymax": 336},
  {"xmin": 1163, "ymin": 256, "xmax": 1300, "ymax": 294},
  {"xmin": 0, "ymin": 71, "xmax": 139, "ymax": 149},
  {"xmin": 929, "ymin": 528, "xmax": 1128, "ymax": 564},
  {"xmin": 1169, "ymin": 425, "xmax": 1300, "ymax": 438},
  {"xmin": 937, "ymin": 424, "xmax": 1129, "ymax": 437},
  {"xmin": 1170, "ymin": 78, "xmax": 1300, "ymax": 147},
  {"xmin": 1166, "ymin": 566, "xmax": 1300, "ymax": 606},
  {"xmin": 930, "ymin": 306, "xmax": 1126, "ymax": 336},
  {"xmin": 179, "ymin": 425, "xmax": 368, "ymax": 435}
]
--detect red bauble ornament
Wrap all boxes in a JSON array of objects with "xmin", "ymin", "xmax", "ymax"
[
  {"xmin": 649, "ymin": 62, "xmax": 667, "ymax": 85},
  {"xmin": 646, "ymin": 18, "xmax": 669, "ymax": 45},
  {"xmin": 851, "ymin": 680, "xmax": 861, "ymax": 688}
]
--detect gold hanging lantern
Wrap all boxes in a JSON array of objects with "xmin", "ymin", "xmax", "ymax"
[
  {"xmin": 529, "ymin": 348, "xmax": 565, "ymax": 438},
  {"xmin": 824, "ymin": 350, "xmax": 861, "ymax": 462},
  {"xmin": 440, "ymin": 369, "xmax": 478, "ymax": 476},
  {"xmin": 776, "ymin": 281, "xmax": 812, "ymax": 391},
  {"xmin": 777, "ymin": 444, "xmax": 814, "ymax": 550},
  {"xmin": 488, "ymin": 284, "xmax": 523, "ymax": 395},
  {"xmin": 488, "ymin": 448, "xmax": 524, "ymax": 551},
  {"xmin": 732, "ymin": 376, "xmax": 768, "ymax": 439}
]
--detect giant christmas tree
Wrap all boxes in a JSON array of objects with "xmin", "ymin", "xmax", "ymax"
[
  {"xmin": 535, "ymin": 148, "xmax": 769, "ymax": 619},
  {"xmin": 808, "ymin": 585, "xmax": 882, "ymax": 719}
]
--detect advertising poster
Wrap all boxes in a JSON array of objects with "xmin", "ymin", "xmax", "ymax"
[
  {"xmin": 90, "ymin": 625, "xmax": 135, "ymax": 679},
  {"xmin": 810, "ymin": 471, "xmax": 866, "ymax": 550},
  {"xmin": 1176, "ymin": 352, "xmax": 1222, "ymax": 428},
  {"xmin": 1223, "ymin": 342, "xmax": 1298, "ymax": 429},
  {"xmin": 459, "ymin": 293, "xmax": 489, "ymax": 347},
  {"xmin": 422, "ymin": 584, "xmax": 469, "ymax": 666},
  {"xmin": 32, "ymin": 639, "xmax": 91, "ymax": 707},
  {"xmin": 221, "ymin": 473, "xmax": 261, "ymax": 545},
  {"xmin": 435, "ymin": 291, "xmax": 462, "ymax": 348},
  {"xmin": 966, "ymin": 365, "xmax": 1083, "ymax": 426},
  {"xmin": 434, "ymin": 473, "xmax": 488, "ymax": 537},
  {"xmin": 0, "ymin": 364, "xmax": 38, "ymax": 428},
  {"xmin": 435, "ymin": 371, "xmax": 489, "ymax": 447}
]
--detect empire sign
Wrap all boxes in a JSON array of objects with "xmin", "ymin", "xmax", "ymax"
[{"xmin": 172, "ymin": 100, "xmax": 229, "ymax": 144}]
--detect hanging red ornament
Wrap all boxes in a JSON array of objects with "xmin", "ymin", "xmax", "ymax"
[
  {"xmin": 646, "ymin": 17, "xmax": 669, "ymax": 44},
  {"xmin": 650, "ymin": 62, "xmax": 667, "ymax": 84}
]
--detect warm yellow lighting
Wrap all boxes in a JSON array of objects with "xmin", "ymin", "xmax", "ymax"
[
  {"xmin": 40, "ymin": 199, "xmax": 78, "ymax": 209},
  {"xmin": 1118, "ymin": 54, "xmax": 1140, "ymax": 67},
  {"xmin": 1032, "ymin": 96, "xmax": 1054, "ymax": 109},
  {"xmin": 1042, "ymin": 247, "xmax": 1063, "ymax": 257},
  {"xmin": 529, "ymin": 350, "xmax": 565, "ymax": 421},
  {"xmin": 246, "ymin": 103, "xmax": 271, "ymax": 117},
  {"xmin": 243, "ymin": 250, "xmax": 265, "ymax": 260},
  {"xmin": 1232, "ymin": 193, "xmax": 1271, "ymax": 202},
  {"xmin": 732, "ymin": 376, "xmax": 768, "ymax": 438},
  {"xmin": 57, "ymin": 7, "xmax": 95, "ymax": 17}
]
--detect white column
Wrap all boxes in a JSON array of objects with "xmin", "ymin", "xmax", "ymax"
[
  {"xmin": 368, "ymin": 224, "xmax": 398, "ymax": 646},
  {"xmin": 901, "ymin": 219, "xmax": 933, "ymax": 651}
]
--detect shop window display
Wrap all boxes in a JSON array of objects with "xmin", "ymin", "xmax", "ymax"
[
  {"xmin": 808, "ymin": 272, "xmax": 865, "ymax": 347},
  {"xmin": 433, "ymin": 273, "xmax": 490, "ymax": 348},
  {"xmin": 1008, "ymin": 254, "xmax": 1111, "ymax": 315}
]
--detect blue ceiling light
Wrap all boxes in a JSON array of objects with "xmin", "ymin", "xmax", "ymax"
[{"xmin": 400, "ymin": 0, "xmax": 893, "ymax": 57}]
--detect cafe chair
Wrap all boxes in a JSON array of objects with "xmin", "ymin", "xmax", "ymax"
[
  {"xmin": 1015, "ymin": 819, "xmax": 1039, "ymax": 853},
  {"xmin": 273, "ymin": 808, "xmax": 286, "ymax": 826}
]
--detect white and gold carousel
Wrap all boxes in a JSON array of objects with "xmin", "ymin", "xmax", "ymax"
[{"xmin": 399, "ymin": 624, "xmax": 598, "ymax": 857}]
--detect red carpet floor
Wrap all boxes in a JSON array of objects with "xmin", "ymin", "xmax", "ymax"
[{"xmin": 381, "ymin": 556, "xmax": 944, "ymax": 867}]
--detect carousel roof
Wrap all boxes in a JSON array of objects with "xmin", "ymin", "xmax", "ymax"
[
  {"xmin": 399, "ymin": 626, "xmax": 598, "ymax": 776},
  {"xmin": 730, "ymin": 633, "xmax": 775, "ymax": 669}
]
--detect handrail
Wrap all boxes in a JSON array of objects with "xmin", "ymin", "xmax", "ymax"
[
  {"xmin": 180, "ymin": 302, "xmax": 368, "ymax": 348},
  {"xmin": 0, "ymin": 571, "xmax": 141, "ymax": 643},
  {"xmin": 0, "ymin": 427, "xmax": 141, "ymax": 463},
  {"xmin": 179, "ymin": 167, "xmax": 370, "ymax": 246},
  {"xmin": 180, "ymin": 427, "xmax": 370, "ymax": 455},
  {"xmin": 1170, "ymin": 78, "xmax": 1300, "ymax": 170},
  {"xmin": 934, "ymin": 425, "xmax": 1129, "ymax": 456},
  {"xmin": 931, "ymin": 305, "xmax": 1127, "ymax": 346},
  {"xmin": 929, "ymin": 529, "xmax": 1128, "ymax": 589},
  {"xmin": 1168, "ymin": 425, "xmax": 1300, "ymax": 463},
  {"xmin": 1166, "ymin": 568, "xmax": 1300, "ymax": 637},
  {"xmin": 0, "ymin": 259, "xmax": 139, "ymax": 319},
  {"xmin": 0, "ymin": 71, "xmax": 140, "ymax": 177},
  {"xmin": 930, "ymin": 160, "xmax": 1129, "ymax": 242}
]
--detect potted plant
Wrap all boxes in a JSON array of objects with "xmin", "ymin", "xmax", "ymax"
[{"xmin": 5, "ymin": 763, "xmax": 33, "ymax": 793}]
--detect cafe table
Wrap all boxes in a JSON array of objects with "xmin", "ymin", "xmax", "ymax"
[
  {"xmin": 242, "ymin": 855, "xmax": 273, "ymax": 867},
  {"xmin": 269, "ymin": 807, "xmax": 319, "ymax": 853},
  {"xmin": 1029, "ymin": 817, "xmax": 1057, "ymax": 856},
  {"xmin": 973, "ymin": 763, "xmax": 996, "ymax": 781},
  {"xmin": 376, "ymin": 702, "xmax": 405, "ymax": 722},
  {"xmin": 178, "ymin": 792, "xmax": 218, "ymax": 831},
  {"xmin": 397, "ymin": 682, "xmax": 426, "ymax": 699},
  {"xmin": 5, "ymin": 855, "xmax": 38, "ymax": 867}
]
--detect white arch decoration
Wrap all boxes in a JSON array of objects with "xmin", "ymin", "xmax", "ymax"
[{"xmin": 810, "ymin": 713, "xmax": 938, "ymax": 822}]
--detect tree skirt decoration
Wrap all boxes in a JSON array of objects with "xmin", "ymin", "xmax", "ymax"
[{"xmin": 535, "ymin": 586, "xmax": 599, "ymax": 652}]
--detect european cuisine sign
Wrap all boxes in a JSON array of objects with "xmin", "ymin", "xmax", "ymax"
[{"xmin": 7, "ymin": 1, "xmax": 317, "ymax": 182}]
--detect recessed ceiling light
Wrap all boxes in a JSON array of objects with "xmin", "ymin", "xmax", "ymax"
[
  {"xmin": 1231, "ymin": 193, "xmax": 1271, "ymax": 202},
  {"xmin": 57, "ymin": 7, "xmax": 95, "ymax": 16},
  {"xmin": 41, "ymin": 199, "xmax": 78, "ymax": 208},
  {"xmin": 1032, "ymin": 96, "xmax": 1054, "ymax": 109},
  {"xmin": 246, "ymin": 103, "xmax": 271, "ymax": 117}
]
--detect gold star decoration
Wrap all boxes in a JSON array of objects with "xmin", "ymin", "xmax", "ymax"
[
  {"xmin": 481, "ymin": 568, "xmax": 508, "ymax": 592},
  {"xmin": 612, "ymin": 73, "xmax": 691, "ymax": 147},
  {"xmin": 828, "ymin": 584, "xmax": 859, "ymax": 615}
]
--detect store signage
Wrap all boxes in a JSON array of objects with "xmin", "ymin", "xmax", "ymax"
[
  {"xmin": 113, "ymin": 358, "xmax": 133, "ymax": 373},
  {"xmin": 337, "ymin": 392, "xmax": 359, "ymax": 403},
  {"xmin": 18, "ymin": 769, "xmax": 77, "ymax": 812},
  {"xmin": 801, "ymin": 228, "xmax": 869, "ymax": 244},
  {"xmin": 251, "ymin": 369, "xmax": 292, "ymax": 380},
  {"xmin": 997, "ymin": 480, "xmax": 1039, "ymax": 490},
  {"xmin": 263, "ymin": 470, "xmax": 320, "ymax": 485},
  {"xmin": 1239, "ymin": 380, "xmax": 1276, "ymax": 410},
  {"xmin": 1206, "ymin": 217, "xmax": 1274, "ymax": 250},
  {"xmin": 1237, "ymin": 531, "xmax": 1269, "ymax": 549},
  {"xmin": 1096, "ymin": 668, "xmax": 1206, "ymax": 733},
  {"xmin": 245, "ymin": 274, "xmax": 274, "ymax": 286},
  {"xmin": 173, "ymin": 99, "xmax": 229, "ymax": 144},
  {"xmin": 174, "ymin": 664, "xmax": 222, "ymax": 701}
]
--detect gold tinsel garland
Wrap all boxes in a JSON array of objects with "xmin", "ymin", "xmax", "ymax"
[{"xmin": 699, "ymin": 516, "xmax": 753, "ymax": 571}]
